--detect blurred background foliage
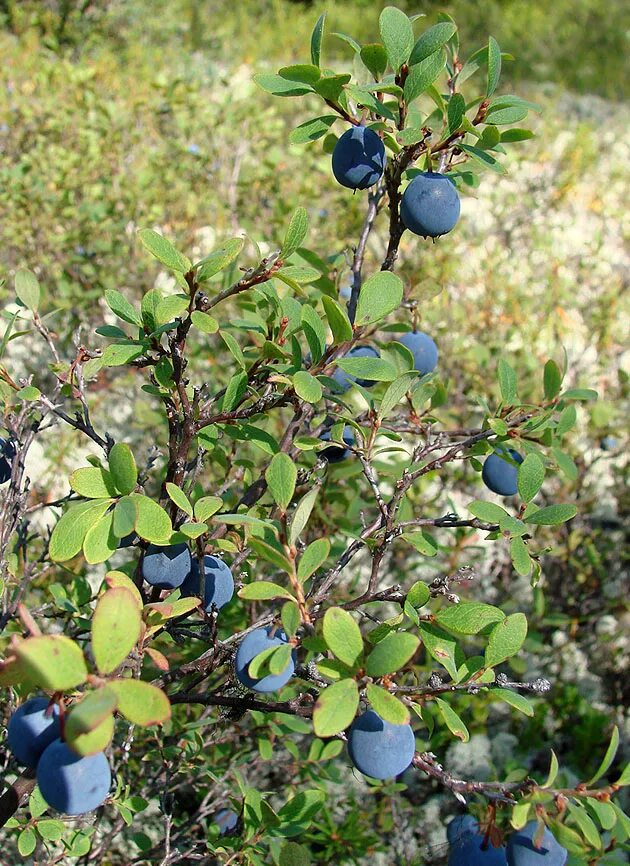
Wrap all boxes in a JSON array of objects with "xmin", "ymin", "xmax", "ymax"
[{"xmin": 0, "ymin": 1, "xmax": 628, "ymax": 863}]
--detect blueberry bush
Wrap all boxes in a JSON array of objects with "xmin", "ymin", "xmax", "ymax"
[{"xmin": 0, "ymin": 5, "xmax": 628, "ymax": 865}]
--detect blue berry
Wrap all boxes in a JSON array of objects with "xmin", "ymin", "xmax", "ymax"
[
  {"xmin": 400, "ymin": 172, "xmax": 461, "ymax": 238},
  {"xmin": 347, "ymin": 709, "xmax": 415, "ymax": 779},
  {"xmin": 332, "ymin": 126, "xmax": 386, "ymax": 190},
  {"xmin": 482, "ymin": 448, "xmax": 523, "ymax": 497}
]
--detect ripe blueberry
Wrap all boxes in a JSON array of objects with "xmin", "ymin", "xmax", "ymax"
[
  {"xmin": 214, "ymin": 808, "xmax": 238, "ymax": 835},
  {"xmin": 397, "ymin": 330, "xmax": 439, "ymax": 376},
  {"xmin": 482, "ymin": 448, "xmax": 524, "ymax": 497},
  {"xmin": 37, "ymin": 739, "xmax": 111, "ymax": 815},
  {"xmin": 0, "ymin": 437, "xmax": 16, "ymax": 484},
  {"xmin": 400, "ymin": 172, "xmax": 461, "ymax": 238},
  {"xmin": 141, "ymin": 543, "xmax": 192, "ymax": 589},
  {"xmin": 506, "ymin": 821, "xmax": 568, "ymax": 866},
  {"xmin": 347, "ymin": 709, "xmax": 415, "ymax": 779},
  {"xmin": 332, "ymin": 126, "xmax": 386, "ymax": 190},
  {"xmin": 7, "ymin": 697, "xmax": 61, "ymax": 769},
  {"xmin": 181, "ymin": 555, "xmax": 234, "ymax": 612}
]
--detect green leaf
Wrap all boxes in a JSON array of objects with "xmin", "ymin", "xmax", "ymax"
[
  {"xmin": 220, "ymin": 330, "xmax": 246, "ymax": 369},
  {"xmin": 379, "ymin": 6, "xmax": 414, "ymax": 71},
  {"xmin": 360, "ymin": 43, "xmax": 388, "ymax": 78},
  {"xmin": 279, "ymin": 842, "xmax": 312, "ymax": 866},
  {"xmin": 379, "ymin": 372, "xmax": 417, "ymax": 419},
  {"xmin": 289, "ymin": 115, "xmax": 337, "ymax": 145},
  {"xmin": 178, "ymin": 522, "xmax": 206, "ymax": 539},
  {"xmin": 310, "ymin": 12, "xmax": 326, "ymax": 66},
  {"xmin": 419, "ymin": 622, "xmax": 461, "ymax": 680},
  {"xmin": 403, "ymin": 49, "xmax": 446, "ymax": 104},
  {"xmin": 155, "ymin": 295, "xmax": 188, "ymax": 325},
  {"xmin": 501, "ymin": 128, "xmax": 535, "ymax": 142},
  {"xmin": 130, "ymin": 493, "xmax": 173, "ymax": 543},
  {"xmin": 494, "ymin": 689, "xmax": 534, "ymax": 716},
  {"xmin": 355, "ymin": 271, "xmax": 403, "ymax": 326},
  {"xmin": 238, "ymin": 581, "xmax": 296, "ymax": 602},
  {"xmin": 15, "ymin": 635, "xmax": 88, "ymax": 690},
  {"xmin": 101, "ymin": 342, "xmax": 144, "ymax": 367},
  {"xmin": 568, "ymin": 802, "xmax": 602, "ymax": 850},
  {"xmin": 265, "ymin": 452, "xmax": 297, "ymax": 511},
  {"xmin": 447, "ymin": 92, "xmax": 466, "ymax": 134},
  {"xmin": 190, "ymin": 311, "xmax": 219, "ymax": 334},
  {"xmin": 458, "ymin": 143, "xmax": 505, "ymax": 173},
  {"xmin": 297, "ymin": 538, "xmax": 330, "ymax": 582},
  {"xmin": 525, "ymin": 504, "xmax": 577, "ymax": 525},
  {"xmin": 510, "ymin": 536, "xmax": 532, "ymax": 577},
  {"xmin": 313, "ymin": 679, "xmax": 359, "ymax": 738},
  {"xmin": 407, "ymin": 580, "xmax": 430, "ymax": 608},
  {"xmin": 282, "ymin": 208, "xmax": 309, "ymax": 258},
  {"xmin": 488, "ymin": 417, "xmax": 509, "ymax": 437},
  {"xmin": 65, "ymin": 687, "xmax": 118, "ymax": 742},
  {"xmin": 321, "ymin": 295, "xmax": 353, "ymax": 344},
  {"xmin": 435, "ymin": 697, "xmax": 469, "ymax": 741},
  {"xmin": 485, "ymin": 613, "xmax": 528, "ymax": 667},
  {"xmin": 253, "ymin": 72, "xmax": 312, "ymax": 97},
  {"xmin": 248, "ymin": 538, "xmax": 294, "ymax": 574},
  {"xmin": 516, "ymin": 453, "xmax": 545, "ymax": 503},
  {"xmin": 587, "ymin": 726, "xmax": 620, "ymax": 785},
  {"xmin": 194, "ymin": 495, "xmax": 223, "ymax": 522},
  {"xmin": 281, "ymin": 601, "xmax": 301, "ymax": 638},
  {"xmin": 365, "ymin": 683, "xmax": 410, "ymax": 725},
  {"xmin": 289, "ymin": 485, "xmax": 320, "ymax": 547},
  {"xmin": 544, "ymin": 359, "xmax": 563, "ymax": 400},
  {"xmin": 248, "ymin": 645, "xmax": 288, "ymax": 679},
  {"xmin": 138, "ymin": 228, "xmax": 191, "ymax": 273},
  {"xmin": 279, "ymin": 64, "xmax": 321, "ymax": 85},
  {"xmin": 196, "ymin": 237, "xmax": 244, "ymax": 281},
  {"xmin": 112, "ymin": 497, "xmax": 136, "ymax": 539},
  {"xmin": 366, "ymin": 632, "xmax": 419, "ymax": 677},
  {"xmin": 104, "ymin": 289, "xmax": 143, "ymax": 327},
  {"xmin": 403, "ymin": 531, "xmax": 438, "ymax": 556},
  {"xmin": 435, "ymin": 602, "xmax": 505, "ymax": 635},
  {"xmin": 50, "ymin": 499, "xmax": 113, "ymax": 562},
  {"xmin": 15, "ymin": 268, "xmax": 40, "ymax": 311},
  {"xmin": 67, "ymin": 714, "xmax": 115, "ymax": 758},
  {"xmin": 16, "ymin": 385, "xmax": 41, "ymax": 401},
  {"xmin": 498, "ymin": 359, "xmax": 518, "ymax": 404},
  {"xmin": 292, "ymin": 371, "xmax": 322, "ymax": 404},
  {"xmin": 278, "ymin": 789, "xmax": 326, "ymax": 830},
  {"xmin": 70, "ymin": 467, "xmax": 117, "ymax": 499},
  {"xmin": 486, "ymin": 36, "xmax": 501, "ymax": 96},
  {"xmin": 165, "ymin": 482, "xmax": 193, "ymax": 518},
  {"xmin": 301, "ymin": 304, "xmax": 327, "ymax": 363},
  {"xmin": 108, "ymin": 679, "xmax": 171, "ymax": 726},
  {"xmin": 108, "ymin": 443, "xmax": 137, "ymax": 495},
  {"xmin": 143, "ymin": 290, "xmax": 162, "ymax": 332},
  {"xmin": 18, "ymin": 828, "xmax": 37, "ymax": 857},
  {"xmin": 83, "ymin": 509, "xmax": 118, "ymax": 564},
  {"xmin": 222, "ymin": 370, "xmax": 248, "ymax": 413},
  {"xmin": 561, "ymin": 388, "xmax": 597, "ymax": 401},
  {"xmin": 542, "ymin": 750, "xmax": 560, "ymax": 788},
  {"xmin": 467, "ymin": 500, "xmax": 507, "ymax": 524},
  {"xmin": 92, "ymin": 587, "xmax": 143, "ymax": 675},
  {"xmin": 410, "ymin": 22, "xmax": 456, "ymax": 64},
  {"xmin": 335, "ymin": 356, "xmax": 397, "ymax": 383},
  {"xmin": 555, "ymin": 404, "xmax": 577, "ymax": 437},
  {"xmin": 322, "ymin": 607, "xmax": 363, "ymax": 669}
]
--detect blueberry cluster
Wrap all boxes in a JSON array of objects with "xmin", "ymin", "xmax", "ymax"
[
  {"xmin": 7, "ymin": 697, "xmax": 111, "ymax": 815},
  {"xmin": 141, "ymin": 546, "xmax": 234, "ymax": 613},
  {"xmin": 446, "ymin": 815, "xmax": 568, "ymax": 865}
]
